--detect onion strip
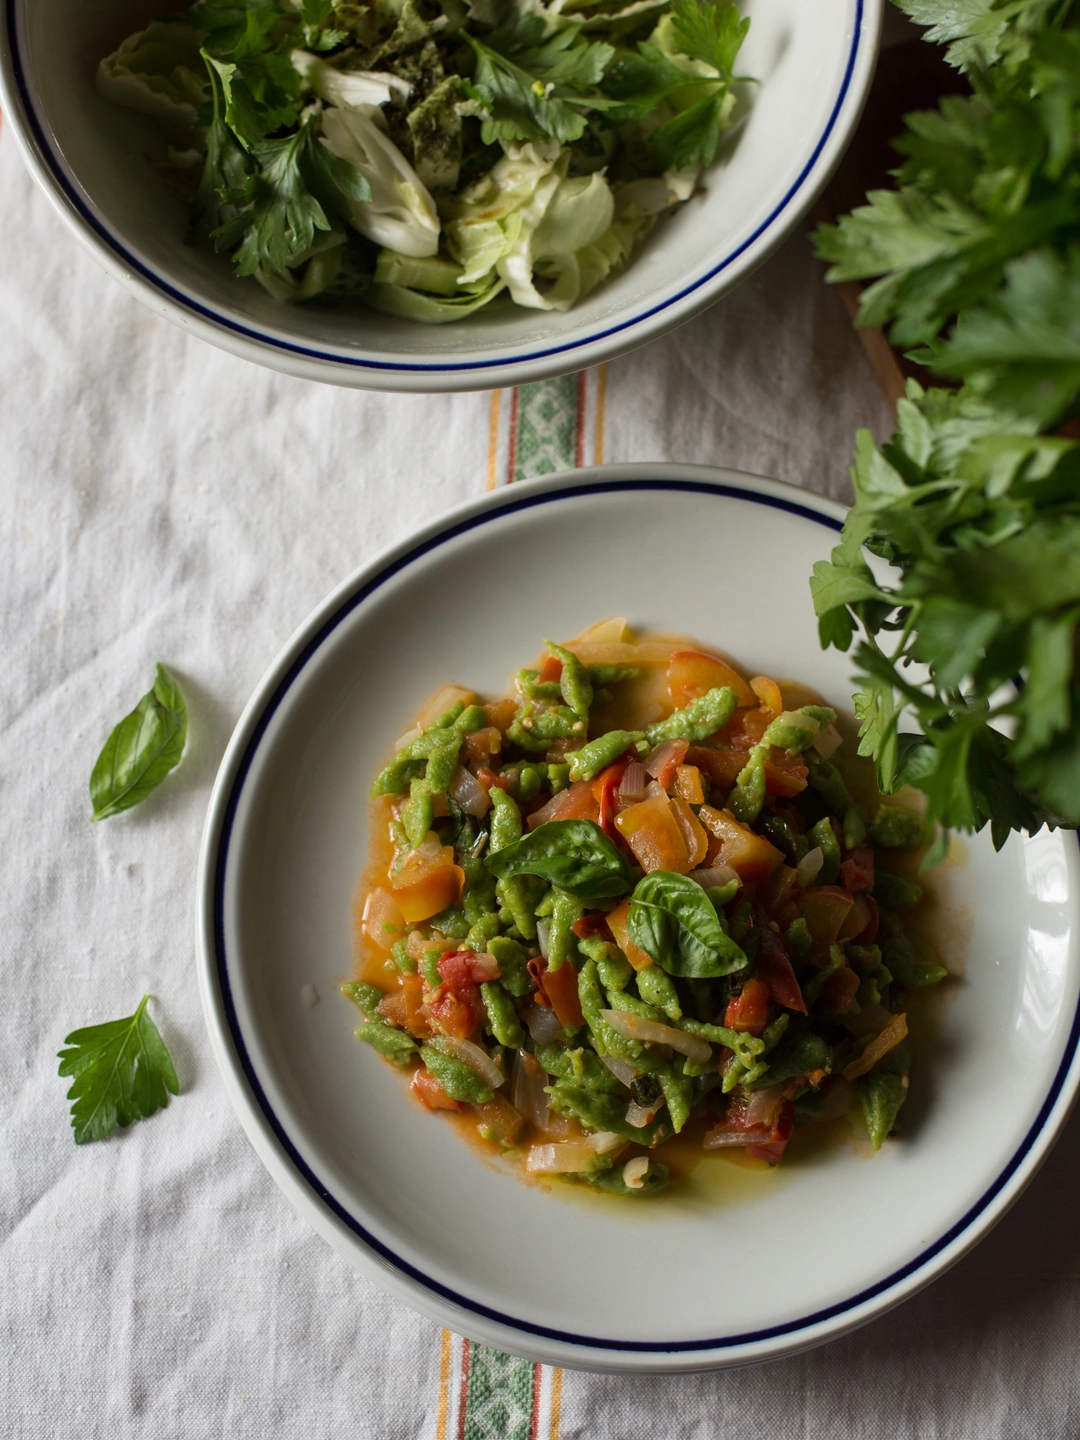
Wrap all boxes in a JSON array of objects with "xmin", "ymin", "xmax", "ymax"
[{"xmin": 601, "ymin": 1009, "xmax": 711, "ymax": 1063}]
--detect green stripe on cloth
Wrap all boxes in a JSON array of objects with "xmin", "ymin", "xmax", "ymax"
[
  {"xmin": 511, "ymin": 375, "xmax": 581, "ymax": 481},
  {"xmin": 463, "ymin": 1342, "xmax": 536, "ymax": 1440}
]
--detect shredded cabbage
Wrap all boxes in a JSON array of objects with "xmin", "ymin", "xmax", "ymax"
[{"xmin": 95, "ymin": 22, "xmax": 208, "ymax": 151}]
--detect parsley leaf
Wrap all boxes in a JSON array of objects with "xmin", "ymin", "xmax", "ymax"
[
  {"xmin": 58, "ymin": 997, "xmax": 179, "ymax": 1145},
  {"xmin": 211, "ymin": 114, "xmax": 370, "ymax": 276},
  {"xmin": 90, "ymin": 664, "xmax": 188, "ymax": 821},
  {"xmin": 464, "ymin": 15, "xmax": 616, "ymax": 146},
  {"xmin": 669, "ymin": 0, "xmax": 749, "ymax": 76}
]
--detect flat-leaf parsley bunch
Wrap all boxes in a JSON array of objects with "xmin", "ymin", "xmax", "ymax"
[{"xmin": 812, "ymin": 0, "xmax": 1080, "ymax": 859}]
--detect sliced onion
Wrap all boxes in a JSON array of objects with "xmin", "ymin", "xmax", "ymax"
[
  {"xmin": 470, "ymin": 951, "xmax": 501, "ymax": 980},
  {"xmin": 598, "ymin": 1052, "xmax": 639, "ymax": 1088},
  {"xmin": 449, "ymin": 764, "xmax": 491, "ymax": 818},
  {"xmin": 623, "ymin": 1156, "xmax": 649, "ymax": 1189},
  {"xmin": 511, "ymin": 1048, "xmax": 551, "ymax": 1130},
  {"xmin": 587, "ymin": 1131, "xmax": 624, "ymax": 1155},
  {"xmin": 536, "ymin": 920, "xmax": 551, "ymax": 961},
  {"xmin": 812, "ymin": 723, "xmax": 844, "ymax": 759},
  {"xmin": 526, "ymin": 1141, "xmax": 597, "ymax": 1174},
  {"xmin": 745, "ymin": 1083, "xmax": 786, "ymax": 1131},
  {"xmin": 526, "ymin": 790, "xmax": 567, "ymax": 830},
  {"xmin": 522, "ymin": 1003, "xmax": 564, "ymax": 1045},
  {"xmin": 796, "ymin": 846, "xmax": 824, "ymax": 889},
  {"xmin": 687, "ymin": 864, "xmax": 738, "ymax": 891},
  {"xmin": 393, "ymin": 725, "xmax": 422, "ymax": 753},
  {"xmin": 618, "ymin": 761, "xmax": 646, "ymax": 803},
  {"xmin": 645, "ymin": 741, "xmax": 681, "ymax": 779},
  {"xmin": 703, "ymin": 1127, "xmax": 753, "ymax": 1150},
  {"xmin": 601, "ymin": 1009, "xmax": 712, "ymax": 1064},
  {"xmin": 644, "ymin": 779, "xmax": 667, "ymax": 803},
  {"xmin": 438, "ymin": 1037, "xmax": 504, "ymax": 1089},
  {"xmin": 361, "ymin": 887, "xmax": 406, "ymax": 952},
  {"xmin": 406, "ymin": 929, "xmax": 447, "ymax": 961},
  {"xmin": 626, "ymin": 1097, "xmax": 664, "ymax": 1128}
]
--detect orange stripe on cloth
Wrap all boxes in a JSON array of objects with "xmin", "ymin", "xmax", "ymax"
[
  {"xmin": 594, "ymin": 363, "xmax": 607, "ymax": 466},
  {"xmin": 436, "ymin": 1329, "xmax": 453, "ymax": 1440},
  {"xmin": 548, "ymin": 1364, "xmax": 563, "ymax": 1440},
  {"xmin": 486, "ymin": 389, "xmax": 502, "ymax": 491}
]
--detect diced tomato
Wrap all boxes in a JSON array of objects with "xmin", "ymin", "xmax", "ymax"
[
  {"xmin": 669, "ymin": 796, "xmax": 708, "ymax": 869},
  {"xmin": 745, "ymin": 1138, "xmax": 792, "ymax": 1163},
  {"xmin": 376, "ymin": 992, "xmax": 407, "ymax": 1027},
  {"xmin": 644, "ymin": 737, "xmax": 689, "ymax": 789},
  {"xmin": 745, "ymin": 1099, "xmax": 795, "ymax": 1162},
  {"xmin": 851, "ymin": 893, "xmax": 879, "ymax": 946},
  {"xmin": 605, "ymin": 899, "xmax": 654, "ymax": 971},
  {"xmin": 411, "ymin": 1066, "xmax": 464, "ymax": 1112},
  {"xmin": 667, "ymin": 651, "xmax": 757, "ymax": 710},
  {"xmin": 755, "ymin": 922, "xmax": 807, "ymax": 1014},
  {"xmin": 401, "ymin": 973, "xmax": 428, "ymax": 1036},
  {"xmin": 485, "ymin": 698, "xmax": 517, "ymax": 732},
  {"xmin": 592, "ymin": 758, "xmax": 631, "ymax": 840},
  {"xmin": 572, "ymin": 912, "xmax": 614, "ymax": 942},
  {"xmin": 427, "ymin": 983, "xmax": 485, "ymax": 1040},
  {"xmin": 462, "ymin": 726, "xmax": 502, "ymax": 763},
  {"xmin": 527, "ymin": 780, "xmax": 599, "ymax": 831},
  {"xmin": 530, "ymin": 956, "xmax": 584, "ymax": 1028},
  {"xmin": 724, "ymin": 977, "xmax": 770, "ymax": 1035},
  {"xmin": 707, "ymin": 1097, "xmax": 795, "ymax": 1158},
  {"xmin": 761, "ymin": 863, "xmax": 797, "ymax": 917},
  {"xmin": 615, "ymin": 793, "xmax": 691, "ymax": 873},
  {"xmin": 750, "ymin": 676, "xmax": 783, "ymax": 718},
  {"xmin": 799, "ymin": 885, "xmax": 855, "ymax": 949},
  {"xmin": 527, "ymin": 957, "xmax": 551, "ymax": 1006},
  {"xmin": 763, "ymin": 753, "xmax": 808, "ymax": 798},
  {"xmin": 437, "ymin": 950, "xmax": 498, "ymax": 989},
  {"xmin": 476, "ymin": 764, "xmax": 513, "ymax": 795},
  {"xmin": 697, "ymin": 806, "xmax": 784, "ymax": 882},
  {"xmin": 840, "ymin": 847, "xmax": 875, "ymax": 893},
  {"xmin": 821, "ymin": 965, "xmax": 861, "ymax": 1015},
  {"xmin": 391, "ymin": 845, "xmax": 464, "ymax": 924},
  {"xmin": 685, "ymin": 746, "xmax": 746, "ymax": 791},
  {"xmin": 538, "ymin": 654, "xmax": 563, "ymax": 685},
  {"xmin": 474, "ymin": 1094, "xmax": 524, "ymax": 1145},
  {"xmin": 672, "ymin": 764, "xmax": 705, "ymax": 805},
  {"xmin": 839, "ymin": 892, "xmax": 874, "ymax": 942}
]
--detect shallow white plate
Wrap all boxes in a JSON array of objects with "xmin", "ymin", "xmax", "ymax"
[
  {"xmin": 1, "ymin": 0, "xmax": 879, "ymax": 391},
  {"xmin": 196, "ymin": 465, "xmax": 1080, "ymax": 1371}
]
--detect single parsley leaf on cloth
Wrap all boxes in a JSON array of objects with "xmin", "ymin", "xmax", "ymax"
[
  {"xmin": 90, "ymin": 664, "xmax": 188, "ymax": 821},
  {"xmin": 58, "ymin": 997, "xmax": 180, "ymax": 1145}
]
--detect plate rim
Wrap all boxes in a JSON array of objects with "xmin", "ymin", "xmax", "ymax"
[
  {"xmin": 0, "ymin": 0, "xmax": 880, "ymax": 390},
  {"xmin": 195, "ymin": 463, "xmax": 1080, "ymax": 1371}
]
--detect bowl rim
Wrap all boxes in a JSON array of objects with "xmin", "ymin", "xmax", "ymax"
[
  {"xmin": 0, "ymin": 0, "xmax": 881, "ymax": 391},
  {"xmin": 196, "ymin": 463, "xmax": 1080, "ymax": 1371}
]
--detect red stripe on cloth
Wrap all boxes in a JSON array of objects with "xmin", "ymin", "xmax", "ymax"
[
  {"xmin": 456, "ymin": 1338, "xmax": 471, "ymax": 1440},
  {"xmin": 528, "ymin": 1362, "xmax": 542, "ymax": 1440}
]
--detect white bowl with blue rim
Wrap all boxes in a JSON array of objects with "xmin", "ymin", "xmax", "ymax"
[
  {"xmin": 196, "ymin": 463, "xmax": 1080, "ymax": 1370},
  {"xmin": 0, "ymin": 0, "xmax": 880, "ymax": 393}
]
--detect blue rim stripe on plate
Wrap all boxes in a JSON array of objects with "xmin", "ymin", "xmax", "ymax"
[
  {"xmin": 6, "ymin": 0, "xmax": 864, "ymax": 374},
  {"xmin": 211, "ymin": 477, "xmax": 1080, "ymax": 1353}
]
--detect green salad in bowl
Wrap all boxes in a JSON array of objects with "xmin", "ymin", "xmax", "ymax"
[
  {"xmin": 96, "ymin": 0, "xmax": 753, "ymax": 321},
  {"xmin": 349, "ymin": 619, "xmax": 946, "ymax": 1198}
]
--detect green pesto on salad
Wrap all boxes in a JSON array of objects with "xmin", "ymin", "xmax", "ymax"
[
  {"xmin": 348, "ymin": 621, "xmax": 947, "ymax": 1198},
  {"xmin": 96, "ymin": 0, "xmax": 752, "ymax": 320}
]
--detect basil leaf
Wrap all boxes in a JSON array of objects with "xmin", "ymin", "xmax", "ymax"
[
  {"xmin": 627, "ymin": 871, "xmax": 747, "ymax": 978},
  {"xmin": 486, "ymin": 819, "xmax": 634, "ymax": 899},
  {"xmin": 90, "ymin": 664, "xmax": 188, "ymax": 820}
]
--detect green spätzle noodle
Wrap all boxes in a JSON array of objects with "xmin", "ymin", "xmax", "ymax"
[
  {"xmin": 342, "ymin": 981, "xmax": 385, "ymax": 1017},
  {"xmin": 869, "ymin": 804, "xmax": 924, "ymax": 849},
  {"xmin": 728, "ymin": 746, "xmax": 766, "ymax": 823},
  {"xmin": 810, "ymin": 815, "xmax": 842, "ymax": 885},
  {"xmin": 481, "ymin": 981, "xmax": 525, "ymax": 1047},
  {"xmin": 401, "ymin": 777, "xmax": 434, "ymax": 850},
  {"xmin": 545, "ymin": 640, "xmax": 594, "ymax": 716},
  {"xmin": 421, "ymin": 1041, "xmax": 493, "ymax": 1104},
  {"xmin": 356, "ymin": 1021, "xmax": 417, "ymax": 1067},
  {"xmin": 578, "ymin": 957, "xmax": 641, "ymax": 1062},
  {"xmin": 658, "ymin": 1060, "xmax": 693, "ymax": 1133},
  {"xmin": 645, "ymin": 686, "xmax": 737, "ymax": 745},
  {"xmin": 465, "ymin": 911, "xmax": 502, "ymax": 952},
  {"xmin": 548, "ymin": 889, "xmax": 584, "ymax": 971},
  {"xmin": 635, "ymin": 964, "xmax": 682, "ymax": 1020},
  {"xmin": 566, "ymin": 729, "xmax": 645, "ymax": 783},
  {"xmin": 488, "ymin": 786, "xmax": 522, "ymax": 853},
  {"xmin": 496, "ymin": 873, "xmax": 546, "ymax": 941},
  {"xmin": 844, "ymin": 803, "xmax": 868, "ymax": 850},
  {"xmin": 487, "ymin": 934, "xmax": 533, "ymax": 996}
]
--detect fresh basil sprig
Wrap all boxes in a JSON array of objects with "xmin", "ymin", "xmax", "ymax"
[
  {"xmin": 90, "ymin": 664, "xmax": 188, "ymax": 820},
  {"xmin": 486, "ymin": 819, "xmax": 634, "ymax": 899},
  {"xmin": 628, "ymin": 871, "xmax": 747, "ymax": 978}
]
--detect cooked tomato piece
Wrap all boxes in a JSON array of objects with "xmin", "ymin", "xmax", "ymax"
[
  {"xmin": 763, "ymin": 754, "xmax": 808, "ymax": 798},
  {"xmin": 476, "ymin": 764, "xmax": 513, "ymax": 794},
  {"xmin": 530, "ymin": 956, "xmax": 584, "ymax": 1028},
  {"xmin": 644, "ymin": 737, "xmax": 689, "ymax": 789},
  {"xmin": 821, "ymin": 965, "xmax": 861, "ymax": 1015},
  {"xmin": 667, "ymin": 651, "xmax": 757, "ymax": 709},
  {"xmin": 755, "ymin": 922, "xmax": 807, "ymax": 1014},
  {"xmin": 592, "ymin": 758, "xmax": 631, "ymax": 840},
  {"xmin": 411, "ymin": 1067, "xmax": 464, "ymax": 1112},
  {"xmin": 538, "ymin": 654, "xmax": 563, "ymax": 684},
  {"xmin": 572, "ymin": 912, "xmax": 614, "ymax": 942},
  {"xmin": 840, "ymin": 847, "xmax": 875, "ymax": 892},
  {"xmin": 697, "ymin": 806, "xmax": 784, "ymax": 882},
  {"xmin": 437, "ymin": 950, "xmax": 497, "ymax": 988},
  {"xmin": 724, "ymin": 977, "xmax": 770, "ymax": 1035},
  {"xmin": 427, "ymin": 983, "xmax": 485, "ymax": 1040}
]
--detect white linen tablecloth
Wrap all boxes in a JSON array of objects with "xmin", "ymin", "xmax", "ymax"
[{"xmin": 2, "ymin": 125, "xmax": 1079, "ymax": 1439}]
